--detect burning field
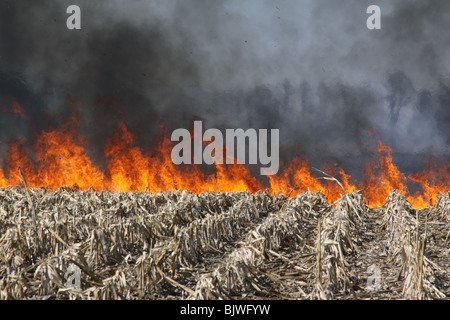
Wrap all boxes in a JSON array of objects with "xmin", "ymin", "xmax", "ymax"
[
  {"xmin": 0, "ymin": 109, "xmax": 448, "ymax": 300},
  {"xmin": 0, "ymin": 1, "xmax": 449, "ymax": 301},
  {"xmin": 0, "ymin": 111, "xmax": 448, "ymax": 209}
]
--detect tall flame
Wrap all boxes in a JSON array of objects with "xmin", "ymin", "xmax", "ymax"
[{"xmin": 0, "ymin": 100, "xmax": 448, "ymax": 209}]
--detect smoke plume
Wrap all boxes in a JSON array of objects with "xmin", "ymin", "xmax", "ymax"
[{"xmin": 0, "ymin": 0, "xmax": 448, "ymax": 178}]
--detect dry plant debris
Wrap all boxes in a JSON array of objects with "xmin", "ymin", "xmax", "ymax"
[{"xmin": 0, "ymin": 186, "xmax": 449, "ymax": 300}]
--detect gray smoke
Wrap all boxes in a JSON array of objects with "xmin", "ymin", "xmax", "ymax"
[{"xmin": 0, "ymin": 0, "xmax": 448, "ymax": 178}]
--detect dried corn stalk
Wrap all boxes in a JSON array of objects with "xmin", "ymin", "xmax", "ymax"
[
  {"xmin": 382, "ymin": 190, "xmax": 446, "ymax": 299},
  {"xmin": 190, "ymin": 193, "xmax": 318, "ymax": 299},
  {"xmin": 313, "ymin": 191, "xmax": 367, "ymax": 299}
]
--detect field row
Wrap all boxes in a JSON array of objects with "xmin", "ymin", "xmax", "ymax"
[{"xmin": 0, "ymin": 186, "xmax": 448, "ymax": 299}]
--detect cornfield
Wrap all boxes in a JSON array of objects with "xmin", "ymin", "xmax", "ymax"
[{"xmin": 0, "ymin": 186, "xmax": 449, "ymax": 300}]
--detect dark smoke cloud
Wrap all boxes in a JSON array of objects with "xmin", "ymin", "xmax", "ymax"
[{"xmin": 0, "ymin": 0, "xmax": 448, "ymax": 176}]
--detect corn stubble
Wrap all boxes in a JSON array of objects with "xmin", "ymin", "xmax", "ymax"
[{"xmin": 0, "ymin": 186, "xmax": 449, "ymax": 300}]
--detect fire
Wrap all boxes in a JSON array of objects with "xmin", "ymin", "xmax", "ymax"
[
  {"xmin": 359, "ymin": 142, "xmax": 449, "ymax": 208},
  {"xmin": 407, "ymin": 156, "xmax": 449, "ymax": 209},
  {"xmin": 34, "ymin": 116, "xmax": 105, "ymax": 190},
  {"xmin": 103, "ymin": 122, "xmax": 262, "ymax": 193},
  {"xmin": 269, "ymin": 156, "xmax": 332, "ymax": 197},
  {"xmin": 0, "ymin": 103, "xmax": 448, "ymax": 210},
  {"xmin": 361, "ymin": 141, "xmax": 410, "ymax": 207},
  {"xmin": 6, "ymin": 97, "xmax": 28, "ymax": 119}
]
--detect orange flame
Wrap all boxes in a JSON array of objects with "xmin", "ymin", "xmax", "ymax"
[
  {"xmin": 361, "ymin": 141, "xmax": 410, "ymax": 207},
  {"xmin": 0, "ymin": 108, "xmax": 447, "ymax": 209},
  {"xmin": 407, "ymin": 156, "xmax": 449, "ymax": 208},
  {"xmin": 6, "ymin": 97, "xmax": 28, "ymax": 119}
]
